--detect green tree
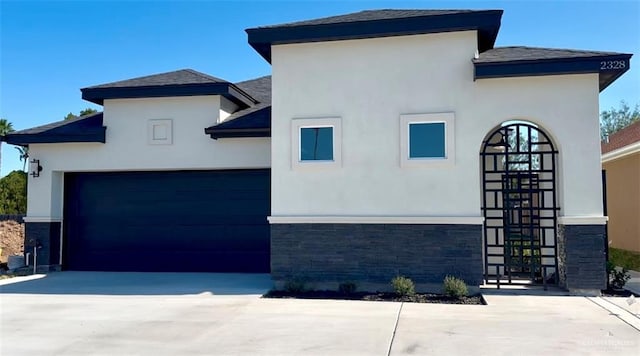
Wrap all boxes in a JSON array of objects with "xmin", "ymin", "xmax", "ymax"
[
  {"xmin": 0, "ymin": 118, "xmax": 15, "ymax": 174},
  {"xmin": 0, "ymin": 170, "xmax": 27, "ymax": 214},
  {"xmin": 15, "ymin": 146, "xmax": 29, "ymax": 171},
  {"xmin": 600, "ymin": 101, "xmax": 640, "ymax": 141},
  {"xmin": 79, "ymin": 108, "xmax": 98, "ymax": 116},
  {"xmin": 64, "ymin": 108, "xmax": 98, "ymax": 120}
]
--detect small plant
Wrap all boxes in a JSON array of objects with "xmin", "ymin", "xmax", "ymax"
[
  {"xmin": 391, "ymin": 276, "xmax": 416, "ymax": 297},
  {"xmin": 338, "ymin": 281, "xmax": 357, "ymax": 294},
  {"xmin": 607, "ymin": 261, "xmax": 631, "ymax": 290},
  {"xmin": 443, "ymin": 275, "xmax": 468, "ymax": 298},
  {"xmin": 283, "ymin": 277, "xmax": 308, "ymax": 293}
]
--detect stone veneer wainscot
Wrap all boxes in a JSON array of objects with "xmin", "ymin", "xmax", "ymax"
[{"xmin": 271, "ymin": 223, "xmax": 483, "ymax": 289}]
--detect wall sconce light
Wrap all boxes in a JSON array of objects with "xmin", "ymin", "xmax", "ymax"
[
  {"xmin": 492, "ymin": 136, "xmax": 508, "ymax": 152},
  {"xmin": 29, "ymin": 159, "xmax": 42, "ymax": 178},
  {"xmin": 487, "ymin": 134, "xmax": 508, "ymax": 152},
  {"xmin": 487, "ymin": 128, "xmax": 514, "ymax": 152}
]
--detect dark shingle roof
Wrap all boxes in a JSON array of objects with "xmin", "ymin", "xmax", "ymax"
[
  {"xmin": 258, "ymin": 9, "xmax": 479, "ymax": 28},
  {"xmin": 247, "ymin": 9, "xmax": 503, "ymax": 62},
  {"xmin": 84, "ymin": 69, "xmax": 228, "ymax": 89},
  {"xmin": 204, "ymin": 76, "xmax": 272, "ymax": 139},
  {"xmin": 81, "ymin": 69, "xmax": 257, "ymax": 107},
  {"xmin": 473, "ymin": 46, "xmax": 632, "ymax": 92},
  {"xmin": 475, "ymin": 46, "xmax": 624, "ymax": 63},
  {"xmin": 1, "ymin": 112, "xmax": 106, "ymax": 145},
  {"xmin": 234, "ymin": 75, "xmax": 271, "ymax": 104},
  {"xmin": 8, "ymin": 112, "xmax": 103, "ymax": 135}
]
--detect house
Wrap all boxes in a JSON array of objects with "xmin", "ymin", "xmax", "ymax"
[
  {"xmin": 2, "ymin": 9, "xmax": 632, "ymax": 294},
  {"xmin": 602, "ymin": 120, "xmax": 640, "ymax": 253}
]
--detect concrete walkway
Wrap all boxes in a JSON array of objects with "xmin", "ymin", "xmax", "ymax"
[
  {"xmin": 624, "ymin": 269, "xmax": 640, "ymax": 295},
  {"xmin": 1, "ymin": 272, "xmax": 639, "ymax": 355}
]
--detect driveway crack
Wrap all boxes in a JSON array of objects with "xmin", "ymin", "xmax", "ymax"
[
  {"xmin": 387, "ymin": 302, "xmax": 404, "ymax": 356},
  {"xmin": 586, "ymin": 296, "xmax": 640, "ymax": 332}
]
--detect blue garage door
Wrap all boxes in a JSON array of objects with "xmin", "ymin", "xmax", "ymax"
[{"xmin": 63, "ymin": 170, "xmax": 270, "ymax": 272}]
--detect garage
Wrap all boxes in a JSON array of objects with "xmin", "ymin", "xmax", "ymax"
[{"xmin": 62, "ymin": 169, "xmax": 270, "ymax": 272}]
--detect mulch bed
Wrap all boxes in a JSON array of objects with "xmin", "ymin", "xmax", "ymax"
[
  {"xmin": 601, "ymin": 288, "xmax": 638, "ymax": 297},
  {"xmin": 263, "ymin": 290, "xmax": 485, "ymax": 305}
]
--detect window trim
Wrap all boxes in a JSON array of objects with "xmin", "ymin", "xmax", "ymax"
[
  {"xmin": 291, "ymin": 117, "xmax": 342, "ymax": 170},
  {"xmin": 400, "ymin": 112, "xmax": 455, "ymax": 167}
]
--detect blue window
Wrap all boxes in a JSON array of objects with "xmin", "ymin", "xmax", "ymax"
[
  {"xmin": 409, "ymin": 122, "xmax": 446, "ymax": 158},
  {"xmin": 300, "ymin": 127, "xmax": 333, "ymax": 161}
]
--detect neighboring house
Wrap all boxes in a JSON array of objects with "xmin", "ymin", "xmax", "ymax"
[
  {"xmin": 602, "ymin": 121, "xmax": 640, "ymax": 253},
  {"xmin": 2, "ymin": 9, "xmax": 632, "ymax": 293}
]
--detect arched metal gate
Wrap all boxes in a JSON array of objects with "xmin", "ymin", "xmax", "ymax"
[{"xmin": 481, "ymin": 122, "xmax": 559, "ymax": 285}]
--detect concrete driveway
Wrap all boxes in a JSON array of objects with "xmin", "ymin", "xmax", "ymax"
[{"xmin": 1, "ymin": 272, "xmax": 638, "ymax": 355}]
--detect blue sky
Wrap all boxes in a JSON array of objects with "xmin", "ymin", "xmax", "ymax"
[{"xmin": 1, "ymin": 0, "xmax": 638, "ymax": 176}]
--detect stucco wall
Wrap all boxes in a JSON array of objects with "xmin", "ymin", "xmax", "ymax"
[
  {"xmin": 27, "ymin": 95, "xmax": 270, "ymax": 218},
  {"xmin": 271, "ymin": 31, "xmax": 602, "ymax": 219},
  {"xmin": 604, "ymin": 153, "xmax": 640, "ymax": 252}
]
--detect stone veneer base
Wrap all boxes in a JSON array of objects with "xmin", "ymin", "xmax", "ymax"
[
  {"xmin": 271, "ymin": 223, "xmax": 483, "ymax": 290},
  {"xmin": 24, "ymin": 222, "xmax": 61, "ymax": 267},
  {"xmin": 558, "ymin": 224, "xmax": 607, "ymax": 291}
]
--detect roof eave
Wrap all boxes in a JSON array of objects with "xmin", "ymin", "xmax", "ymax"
[
  {"xmin": 205, "ymin": 105, "xmax": 271, "ymax": 135},
  {"xmin": 227, "ymin": 84, "xmax": 260, "ymax": 106},
  {"xmin": 2, "ymin": 128, "xmax": 107, "ymax": 145},
  {"xmin": 81, "ymin": 83, "xmax": 258, "ymax": 107},
  {"xmin": 207, "ymin": 128, "xmax": 271, "ymax": 140},
  {"xmin": 247, "ymin": 10, "xmax": 503, "ymax": 63},
  {"xmin": 2, "ymin": 112, "xmax": 107, "ymax": 145},
  {"xmin": 474, "ymin": 53, "xmax": 632, "ymax": 92},
  {"xmin": 599, "ymin": 67, "xmax": 629, "ymax": 92},
  {"xmin": 602, "ymin": 141, "xmax": 640, "ymax": 163}
]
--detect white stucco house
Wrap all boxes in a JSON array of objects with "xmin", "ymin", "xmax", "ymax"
[{"xmin": 2, "ymin": 9, "xmax": 632, "ymax": 293}]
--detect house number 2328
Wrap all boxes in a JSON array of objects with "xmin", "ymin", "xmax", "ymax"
[{"xmin": 600, "ymin": 60, "xmax": 626, "ymax": 70}]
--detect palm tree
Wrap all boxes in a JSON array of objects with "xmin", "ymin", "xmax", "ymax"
[
  {"xmin": 15, "ymin": 146, "xmax": 29, "ymax": 171},
  {"xmin": 0, "ymin": 119, "xmax": 15, "ymax": 174}
]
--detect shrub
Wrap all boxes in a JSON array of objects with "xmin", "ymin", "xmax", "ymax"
[
  {"xmin": 283, "ymin": 277, "xmax": 308, "ymax": 293},
  {"xmin": 391, "ymin": 276, "xmax": 415, "ymax": 296},
  {"xmin": 0, "ymin": 171, "xmax": 27, "ymax": 214},
  {"xmin": 338, "ymin": 281, "xmax": 357, "ymax": 294},
  {"xmin": 606, "ymin": 261, "xmax": 631, "ymax": 289},
  {"xmin": 443, "ymin": 275, "xmax": 468, "ymax": 298}
]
